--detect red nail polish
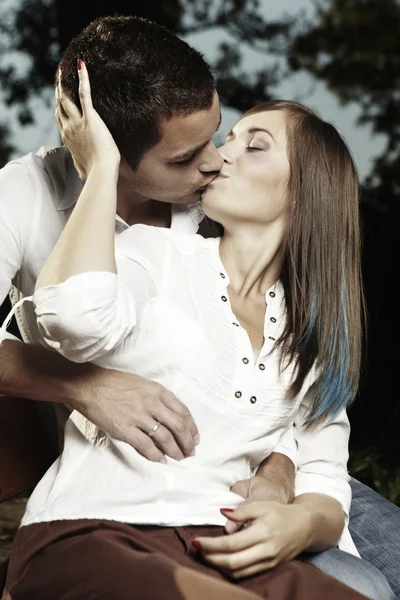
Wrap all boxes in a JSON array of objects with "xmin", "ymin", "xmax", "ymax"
[
  {"xmin": 192, "ymin": 540, "xmax": 202, "ymax": 549},
  {"xmin": 77, "ymin": 59, "xmax": 83, "ymax": 71},
  {"xmin": 220, "ymin": 508, "xmax": 234, "ymax": 513}
]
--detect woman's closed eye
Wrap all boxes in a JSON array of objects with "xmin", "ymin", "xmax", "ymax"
[{"xmin": 246, "ymin": 136, "xmax": 270, "ymax": 152}]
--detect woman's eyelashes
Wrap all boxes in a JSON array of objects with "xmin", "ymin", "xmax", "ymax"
[{"xmin": 246, "ymin": 140, "xmax": 269, "ymax": 152}]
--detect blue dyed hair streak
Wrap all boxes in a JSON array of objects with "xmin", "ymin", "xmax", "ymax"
[{"xmin": 241, "ymin": 100, "xmax": 365, "ymax": 423}]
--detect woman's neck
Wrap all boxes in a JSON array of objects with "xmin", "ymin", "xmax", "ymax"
[{"xmin": 219, "ymin": 221, "xmax": 286, "ymax": 299}]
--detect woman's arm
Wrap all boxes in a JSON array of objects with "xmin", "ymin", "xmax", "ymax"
[
  {"xmin": 36, "ymin": 62, "xmax": 120, "ymax": 291},
  {"xmin": 33, "ymin": 62, "xmax": 144, "ymax": 363},
  {"xmin": 293, "ymin": 492, "xmax": 345, "ymax": 552},
  {"xmin": 32, "ymin": 65, "xmax": 126, "ymax": 362},
  {"xmin": 193, "ymin": 402, "xmax": 350, "ymax": 577},
  {"xmin": 192, "ymin": 495, "xmax": 345, "ymax": 580}
]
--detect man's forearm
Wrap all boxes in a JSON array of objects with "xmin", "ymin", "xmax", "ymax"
[
  {"xmin": 0, "ymin": 338, "xmax": 97, "ymax": 408},
  {"xmin": 256, "ymin": 452, "xmax": 295, "ymax": 504}
]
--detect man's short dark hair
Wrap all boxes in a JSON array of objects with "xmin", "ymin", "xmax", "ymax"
[{"xmin": 59, "ymin": 15, "xmax": 216, "ymax": 169}]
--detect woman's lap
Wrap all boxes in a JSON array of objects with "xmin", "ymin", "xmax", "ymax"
[{"xmin": 6, "ymin": 520, "xmax": 369, "ymax": 600}]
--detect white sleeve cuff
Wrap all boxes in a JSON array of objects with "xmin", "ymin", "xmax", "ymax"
[
  {"xmin": 273, "ymin": 425, "xmax": 297, "ymax": 466},
  {"xmin": 295, "ymin": 471, "xmax": 351, "ymax": 516},
  {"xmin": 34, "ymin": 272, "xmax": 137, "ymax": 362}
]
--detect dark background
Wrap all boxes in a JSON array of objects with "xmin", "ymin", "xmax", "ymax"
[{"xmin": 0, "ymin": 0, "xmax": 399, "ymax": 504}]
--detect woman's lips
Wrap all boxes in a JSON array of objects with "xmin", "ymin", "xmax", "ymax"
[
  {"xmin": 211, "ymin": 173, "xmax": 229, "ymax": 182},
  {"xmin": 199, "ymin": 173, "xmax": 229, "ymax": 197}
]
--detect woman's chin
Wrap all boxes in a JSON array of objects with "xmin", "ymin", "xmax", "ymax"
[
  {"xmin": 200, "ymin": 194, "xmax": 216, "ymax": 220},
  {"xmin": 201, "ymin": 188, "xmax": 217, "ymax": 209}
]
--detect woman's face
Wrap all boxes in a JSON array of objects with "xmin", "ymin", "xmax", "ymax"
[{"xmin": 202, "ymin": 109, "xmax": 291, "ymax": 228}]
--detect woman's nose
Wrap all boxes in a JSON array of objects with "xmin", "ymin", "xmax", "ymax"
[{"xmin": 217, "ymin": 141, "xmax": 235, "ymax": 164}]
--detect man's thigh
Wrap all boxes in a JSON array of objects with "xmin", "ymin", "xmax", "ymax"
[
  {"xmin": 302, "ymin": 547, "xmax": 394, "ymax": 600},
  {"xmin": 349, "ymin": 478, "xmax": 400, "ymax": 598},
  {"xmin": 238, "ymin": 559, "xmax": 369, "ymax": 600}
]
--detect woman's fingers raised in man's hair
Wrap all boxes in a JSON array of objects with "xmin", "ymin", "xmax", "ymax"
[
  {"xmin": 53, "ymin": 59, "xmax": 121, "ymax": 178},
  {"xmin": 77, "ymin": 59, "xmax": 94, "ymax": 115},
  {"xmin": 56, "ymin": 68, "xmax": 82, "ymax": 122}
]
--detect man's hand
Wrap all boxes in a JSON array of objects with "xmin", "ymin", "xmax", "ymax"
[
  {"xmin": 231, "ymin": 474, "xmax": 290, "ymax": 505},
  {"xmin": 227, "ymin": 453, "xmax": 295, "ymax": 533},
  {"xmin": 0, "ymin": 338, "xmax": 200, "ymax": 463},
  {"xmin": 192, "ymin": 502, "xmax": 311, "ymax": 579},
  {"xmin": 228, "ymin": 475, "xmax": 288, "ymax": 533},
  {"xmin": 75, "ymin": 368, "xmax": 200, "ymax": 462}
]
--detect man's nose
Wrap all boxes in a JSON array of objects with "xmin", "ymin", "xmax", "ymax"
[{"xmin": 199, "ymin": 145, "xmax": 224, "ymax": 174}]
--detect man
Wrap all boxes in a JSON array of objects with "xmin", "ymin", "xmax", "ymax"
[{"xmin": 0, "ymin": 14, "xmax": 398, "ymax": 598}]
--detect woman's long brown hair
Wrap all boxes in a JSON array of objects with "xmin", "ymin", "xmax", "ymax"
[{"xmin": 242, "ymin": 101, "xmax": 366, "ymax": 422}]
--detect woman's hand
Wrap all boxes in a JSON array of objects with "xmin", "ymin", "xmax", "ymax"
[
  {"xmin": 55, "ymin": 60, "xmax": 121, "ymax": 180},
  {"xmin": 192, "ymin": 502, "xmax": 312, "ymax": 579}
]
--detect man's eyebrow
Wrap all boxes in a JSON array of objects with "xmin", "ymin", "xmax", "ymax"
[
  {"xmin": 169, "ymin": 112, "xmax": 222, "ymax": 162},
  {"xmin": 226, "ymin": 126, "xmax": 275, "ymax": 141}
]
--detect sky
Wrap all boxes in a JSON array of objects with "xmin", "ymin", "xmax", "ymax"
[{"xmin": 1, "ymin": 0, "xmax": 387, "ymax": 180}]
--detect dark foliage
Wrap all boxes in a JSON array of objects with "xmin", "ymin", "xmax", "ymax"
[{"xmin": 0, "ymin": 0, "xmax": 292, "ymax": 125}]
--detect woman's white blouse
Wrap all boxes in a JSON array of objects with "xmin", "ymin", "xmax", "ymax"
[{"xmin": 20, "ymin": 225, "xmax": 354, "ymax": 553}]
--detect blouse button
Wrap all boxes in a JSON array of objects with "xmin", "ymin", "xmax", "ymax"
[
  {"xmin": 242, "ymin": 357, "xmax": 249, "ymax": 364},
  {"xmin": 235, "ymin": 391, "xmax": 242, "ymax": 398},
  {"xmin": 270, "ymin": 317, "xmax": 277, "ymax": 323},
  {"xmin": 269, "ymin": 291, "xmax": 276, "ymax": 298},
  {"xmin": 220, "ymin": 273, "xmax": 226, "ymax": 279},
  {"xmin": 232, "ymin": 322, "xmax": 239, "ymax": 327},
  {"xmin": 250, "ymin": 396, "xmax": 257, "ymax": 404},
  {"xmin": 258, "ymin": 363, "xmax": 265, "ymax": 371},
  {"xmin": 268, "ymin": 336, "xmax": 276, "ymax": 341},
  {"xmin": 221, "ymin": 295, "xmax": 227, "ymax": 302}
]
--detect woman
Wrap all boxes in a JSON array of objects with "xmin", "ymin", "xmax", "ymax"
[{"xmin": 2, "ymin": 64, "xmax": 392, "ymax": 600}]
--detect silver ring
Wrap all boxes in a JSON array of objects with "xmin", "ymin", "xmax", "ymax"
[{"xmin": 147, "ymin": 422, "xmax": 161, "ymax": 438}]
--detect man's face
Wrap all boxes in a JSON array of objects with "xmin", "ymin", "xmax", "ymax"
[{"xmin": 126, "ymin": 92, "xmax": 223, "ymax": 204}]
